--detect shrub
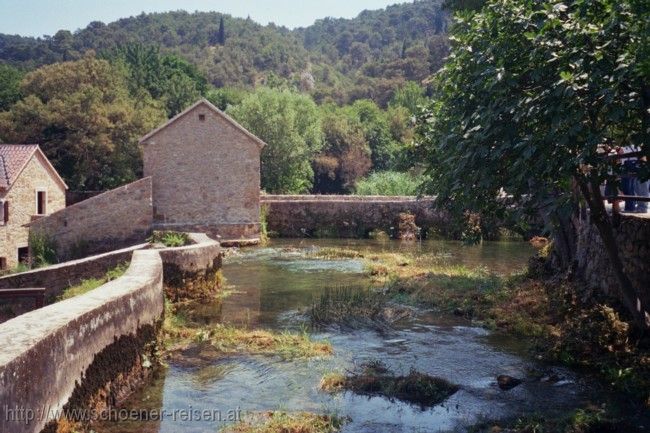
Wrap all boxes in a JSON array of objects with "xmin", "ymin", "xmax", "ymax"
[
  {"xmin": 28, "ymin": 231, "xmax": 58, "ymax": 268},
  {"xmin": 148, "ymin": 231, "xmax": 191, "ymax": 247},
  {"xmin": 354, "ymin": 171, "xmax": 424, "ymax": 196}
]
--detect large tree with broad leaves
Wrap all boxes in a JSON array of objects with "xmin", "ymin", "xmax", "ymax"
[{"xmin": 419, "ymin": 0, "xmax": 649, "ymax": 326}]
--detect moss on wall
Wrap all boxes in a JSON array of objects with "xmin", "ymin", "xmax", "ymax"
[{"xmin": 40, "ymin": 323, "xmax": 162, "ymax": 433}]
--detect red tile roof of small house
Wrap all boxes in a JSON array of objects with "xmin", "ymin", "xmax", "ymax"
[{"xmin": 0, "ymin": 144, "xmax": 68, "ymax": 191}]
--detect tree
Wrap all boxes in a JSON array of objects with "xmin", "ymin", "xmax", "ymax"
[
  {"xmin": 0, "ymin": 64, "xmax": 23, "ymax": 111},
  {"xmin": 418, "ymin": 0, "xmax": 649, "ymax": 327},
  {"xmin": 347, "ymin": 99, "xmax": 404, "ymax": 171},
  {"xmin": 314, "ymin": 107, "xmax": 372, "ymax": 193},
  {"xmin": 391, "ymin": 81, "xmax": 427, "ymax": 115},
  {"xmin": 0, "ymin": 56, "xmax": 165, "ymax": 190},
  {"xmin": 219, "ymin": 16, "xmax": 226, "ymax": 45},
  {"xmin": 205, "ymin": 86, "xmax": 249, "ymax": 111},
  {"xmin": 228, "ymin": 88, "xmax": 323, "ymax": 193},
  {"xmin": 109, "ymin": 44, "xmax": 207, "ymax": 117}
]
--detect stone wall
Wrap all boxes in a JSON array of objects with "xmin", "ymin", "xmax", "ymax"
[
  {"xmin": 576, "ymin": 213, "xmax": 650, "ymax": 321},
  {"xmin": 29, "ymin": 178, "xmax": 154, "ymax": 260},
  {"xmin": 157, "ymin": 233, "xmax": 223, "ymax": 301},
  {"xmin": 0, "ymin": 250, "xmax": 164, "ymax": 433},
  {"xmin": 0, "ymin": 152, "xmax": 66, "ymax": 269},
  {"xmin": 0, "ymin": 244, "xmax": 146, "ymax": 301},
  {"xmin": 261, "ymin": 195, "xmax": 447, "ymax": 238}
]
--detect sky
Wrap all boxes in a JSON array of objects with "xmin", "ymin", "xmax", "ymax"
[{"xmin": 0, "ymin": 0, "xmax": 412, "ymax": 37}]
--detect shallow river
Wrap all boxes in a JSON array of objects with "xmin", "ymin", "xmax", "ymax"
[{"xmin": 96, "ymin": 239, "xmax": 617, "ymax": 433}]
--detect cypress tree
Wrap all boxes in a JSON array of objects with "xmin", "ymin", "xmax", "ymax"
[{"xmin": 218, "ymin": 16, "xmax": 226, "ymax": 45}]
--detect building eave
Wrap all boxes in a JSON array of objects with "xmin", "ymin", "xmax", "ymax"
[{"xmin": 138, "ymin": 98, "xmax": 267, "ymax": 149}]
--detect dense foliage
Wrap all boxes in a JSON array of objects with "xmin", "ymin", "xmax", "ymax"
[
  {"xmin": 107, "ymin": 44, "xmax": 208, "ymax": 116},
  {"xmin": 418, "ymin": 0, "xmax": 649, "ymax": 323},
  {"xmin": 355, "ymin": 171, "xmax": 425, "ymax": 196},
  {"xmin": 0, "ymin": 2, "xmax": 449, "ymax": 106},
  {"xmin": 0, "ymin": 57, "xmax": 165, "ymax": 190},
  {"xmin": 0, "ymin": 3, "xmax": 439, "ymax": 193},
  {"xmin": 228, "ymin": 88, "xmax": 324, "ymax": 194},
  {"xmin": 0, "ymin": 64, "xmax": 23, "ymax": 110},
  {"xmin": 420, "ymin": 0, "xmax": 648, "ymax": 214}
]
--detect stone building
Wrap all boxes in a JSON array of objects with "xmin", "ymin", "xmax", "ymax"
[
  {"xmin": 0, "ymin": 145, "xmax": 67, "ymax": 269},
  {"xmin": 139, "ymin": 99, "xmax": 265, "ymax": 240}
]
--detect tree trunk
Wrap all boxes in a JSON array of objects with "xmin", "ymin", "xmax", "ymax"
[
  {"xmin": 537, "ymin": 192, "xmax": 578, "ymax": 271},
  {"xmin": 574, "ymin": 175, "xmax": 648, "ymax": 328}
]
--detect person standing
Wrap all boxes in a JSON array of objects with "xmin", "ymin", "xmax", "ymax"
[
  {"xmin": 634, "ymin": 153, "xmax": 648, "ymax": 213},
  {"xmin": 620, "ymin": 145, "xmax": 638, "ymax": 212},
  {"xmin": 604, "ymin": 146, "xmax": 624, "ymax": 213}
]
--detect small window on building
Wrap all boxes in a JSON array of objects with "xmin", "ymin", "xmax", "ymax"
[
  {"xmin": 0, "ymin": 200, "xmax": 7, "ymax": 224},
  {"xmin": 17, "ymin": 247, "xmax": 29, "ymax": 265},
  {"xmin": 0, "ymin": 257, "xmax": 6, "ymax": 270},
  {"xmin": 198, "ymin": 114, "xmax": 206, "ymax": 121},
  {"xmin": 36, "ymin": 190, "xmax": 46, "ymax": 215}
]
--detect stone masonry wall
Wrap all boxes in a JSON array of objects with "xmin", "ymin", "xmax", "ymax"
[
  {"xmin": 0, "ymin": 250, "xmax": 164, "ymax": 433},
  {"xmin": 29, "ymin": 178, "xmax": 154, "ymax": 260},
  {"xmin": 261, "ymin": 195, "xmax": 447, "ymax": 238},
  {"xmin": 0, "ymin": 153, "xmax": 66, "ymax": 268},
  {"xmin": 0, "ymin": 244, "xmax": 146, "ymax": 301},
  {"xmin": 141, "ymin": 101, "xmax": 261, "ymax": 240},
  {"xmin": 157, "ymin": 232, "xmax": 222, "ymax": 301},
  {"xmin": 576, "ymin": 213, "xmax": 650, "ymax": 322}
]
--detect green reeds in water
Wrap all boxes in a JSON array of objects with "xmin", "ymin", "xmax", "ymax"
[{"xmin": 309, "ymin": 285, "xmax": 411, "ymax": 328}]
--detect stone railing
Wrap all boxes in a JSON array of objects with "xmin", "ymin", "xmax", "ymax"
[
  {"xmin": 0, "ymin": 250, "xmax": 164, "ymax": 433},
  {"xmin": 0, "ymin": 244, "xmax": 147, "ymax": 301}
]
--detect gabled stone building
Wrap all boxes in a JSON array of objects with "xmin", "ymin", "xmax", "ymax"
[
  {"xmin": 139, "ymin": 99, "xmax": 265, "ymax": 240},
  {"xmin": 0, "ymin": 145, "xmax": 67, "ymax": 269}
]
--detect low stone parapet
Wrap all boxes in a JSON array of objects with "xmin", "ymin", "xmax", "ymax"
[
  {"xmin": 157, "ymin": 233, "xmax": 223, "ymax": 302},
  {"xmin": 0, "ymin": 244, "xmax": 147, "ymax": 302},
  {"xmin": 0, "ymin": 249, "xmax": 164, "ymax": 433}
]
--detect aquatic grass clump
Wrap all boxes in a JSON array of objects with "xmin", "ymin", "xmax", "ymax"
[
  {"xmin": 319, "ymin": 372, "xmax": 347, "ymax": 393},
  {"xmin": 319, "ymin": 361, "xmax": 458, "ymax": 408},
  {"xmin": 195, "ymin": 325, "xmax": 333, "ymax": 360},
  {"xmin": 364, "ymin": 251, "xmax": 506, "ymax": 314},
  {"xmin": 164, "ymin": 302, "xmax": 332, "ymax": 360},
  {"xmin": 477, "ymin": 407, "xmax": 622, "ymax": 433},
  {"xmin": 307, "ymin": 247, "xmax": 365, "ymax": 259},
  {"xmin": 221, "ymin": 411, "xmax": 345, "ymax": 433},
  {"xmin": 309, "ymin": 285, "xmax": 412, "ymax": 328}
]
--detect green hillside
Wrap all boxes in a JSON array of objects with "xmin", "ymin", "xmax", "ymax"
[{"xmin": 0, "ymin": 1, "xmax": 449, "ymax": 105}]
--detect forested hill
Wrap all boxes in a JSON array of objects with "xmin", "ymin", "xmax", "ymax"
[{"xmin": 0, "ymin": 0, "xmax": 449, "ymax": 105}]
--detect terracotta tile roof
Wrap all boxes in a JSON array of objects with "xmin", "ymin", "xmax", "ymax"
[
  {"xmin": 0, "ymin": 156, "xmax": 8, "ymax": 189},
  {"xmin": 0, "ymin": 144, "xmax": 39, "ymax": 190}
]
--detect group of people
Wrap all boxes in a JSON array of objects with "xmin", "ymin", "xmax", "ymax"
[{"xmin": 606, "ymin": 145, "xmax": 648, "ymax": 214}]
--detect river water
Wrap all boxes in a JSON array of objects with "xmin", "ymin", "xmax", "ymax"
[{"xmin": 96, "ymin": 239, "xmax": 613, "ymax": 433}]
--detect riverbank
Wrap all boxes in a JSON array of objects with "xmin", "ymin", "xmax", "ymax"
[{"xmin": 347, "ymin": 245, "xmax": 650, "ymax": 431}]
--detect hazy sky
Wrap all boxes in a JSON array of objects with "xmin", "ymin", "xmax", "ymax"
[{"xmin": 0, "ymin": 0, "xmax": 411, "ymax": 37}]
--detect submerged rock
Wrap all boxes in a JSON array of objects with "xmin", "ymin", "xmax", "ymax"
[{"xmin": 497, "ymin": 374, "xmax": 522, "ymax": 390}]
